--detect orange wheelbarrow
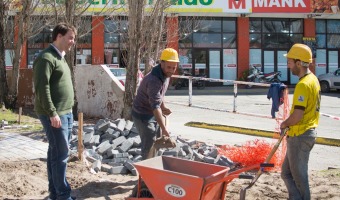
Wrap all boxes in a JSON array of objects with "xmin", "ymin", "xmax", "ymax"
[
  {"xmin": 127, "ymin": 128, "xmax": 288, "ymax": 200},
  {"xmin": 126, "ymin": 156, "xmax": 267, "ymax": 200}
]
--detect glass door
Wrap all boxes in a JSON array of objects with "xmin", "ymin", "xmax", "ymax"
[
  {"xmin": 209, "ymin": 50, "xmax": 220, "ymax": 80},
  {"xmin": 193, "ymin": 49, "xmax": 207, "ymax": 76},
  {"xmin": 263, "ymin": 50, "xmax": 274, "ymax": 74},
  {"xmin": 328, "ymin": 50, "xmax": 339, "ymax": 73},
  {"xmin": 223, "ymin": 49, "xmax": 237, "ymax": 85},
  {"xmin": 277, "ymin": 50, "xmax": 288, "ymax": 82},
  {"xmin": 315, "ymin": 49, "xmax": 327, "ymax": 76},
  {"xmin": 264, "ymin": 50, "xmax": 290, "ymax": 83}
]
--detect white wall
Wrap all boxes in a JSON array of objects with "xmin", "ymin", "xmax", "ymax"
[{"xmin": 75, "ymin": 65, "xmax": 125, "ymax": 119}]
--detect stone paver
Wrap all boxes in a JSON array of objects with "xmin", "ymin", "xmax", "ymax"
[{"xmin": 0, "ymin": 132, "xmax": 48, "ymax": 161}]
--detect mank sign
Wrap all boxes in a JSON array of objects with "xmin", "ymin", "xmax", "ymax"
[{"xmin": 252, "ymin": 0, "xmax": 310, "ymax": 13}]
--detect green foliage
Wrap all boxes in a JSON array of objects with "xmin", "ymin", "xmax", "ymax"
[
  {"xmin": 0, "ymin": 108, "xmax": 43, "ymax": 133},
  {"xmin": 238, "ymin": 68, "xmax": 251, "ymax": 81}
]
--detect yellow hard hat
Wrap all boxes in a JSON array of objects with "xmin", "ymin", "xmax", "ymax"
[
  {"xmin": 160, "ymin": 48, "xmax": 179, "ymax": 63},
  {"xmin": 284, "ymin": 43, "xmax": 312, "ymax": 63}
]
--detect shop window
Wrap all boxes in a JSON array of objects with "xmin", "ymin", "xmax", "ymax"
[
  {"xmin": 249, "ymin": 33, "xmax": 261, "ymax": 48},
  {"xmin": 290, "ymin": 34, "xmax": 303, "ymax": 45},
  {"xmin": 327, "ymin": 34, "xmax": 340, "ymax": 48},
  {"xmin": 223, "ymin": 34, "xmax": 236, "ymax": 48},
  {"xmin": 76, "ymin": 49, "xmax": 91, "ymax": 65},
  {"xmin": 28, "ymin": 49, "xmax": 43, "ymax": 68},
  {"xmin": 5, "ymin": 50, "xmax": 14, "ymax": 69},
  {"xmin": 193, "ymin": 33, "xmax": 221, "ymax": 48},
  {"xmin": 316, "ymin": 34, "xmax": 326, "ymax": 48},
  {"xmin": 290, "ymin": 19, "xmax": 303, "ymax": 33},
  {"xmin": 178, "ymin": 49, "xmax": 193, "ymax": 75},
  {"xmin": 327, "ymin": 20, "xmax": 340, "ymax": 33},
  {"xmin": 195, "ymin": 18, "xmax": 221, "ymax": 33},
  {"xmin": 316, "ymin": 20, "xmax": 326, "ymax": 33},
  {"xmin": 179, "ymin": 33, "xmax": 193, "ymax": 48},
  {"xmin": 104, "ymin": 18, "xmax": 128, "ymax": 49},
  {"xmin": 222, "ymin": 20, "xmax": 236, "ymax": 32},
  {"xmin": 104, "ymin": 49, "xmax": 119, "ymax": 65},
  {"xmin": 249, "ymin": 19, "xmax": 261, "ymax": 33}
]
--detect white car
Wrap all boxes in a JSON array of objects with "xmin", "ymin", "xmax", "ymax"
[
  {"xmin": 110, "ymin": 68, "xmax": 143, "ymax": 87},
  {"xmin": 318, "ymin": 68, "xmax": 340, "ymax": 93}
]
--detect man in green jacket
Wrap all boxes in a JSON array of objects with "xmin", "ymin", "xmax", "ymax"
[{"xmin": 33, "ymin": 23, "xmax": 77, "ymax": 200}]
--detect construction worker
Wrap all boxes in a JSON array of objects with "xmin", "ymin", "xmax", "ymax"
[
  {"xmin": 132, "ymin": 48, "xmax": 179, "ymax": 160},
  {"xmin": 281, "ymin": 43, "xmax": 321, "ymax": 200}
]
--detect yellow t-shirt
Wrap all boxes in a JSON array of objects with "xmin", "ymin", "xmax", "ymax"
[{"xmin": 288, "ymin": 73, "xmax": 321, "ymax": 137}]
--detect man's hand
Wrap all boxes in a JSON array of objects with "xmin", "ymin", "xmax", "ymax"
[
  {"xmin": 161, "ymin": 107, "xmax": 172, "ymax": 116},
  {"xmin": 50, "ymin": 115, "xmax": 61, "ymax": 128}
]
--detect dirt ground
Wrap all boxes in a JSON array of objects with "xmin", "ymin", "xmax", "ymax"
[
  {"xmin": 0, "ymin": 158, "xmax": 339, "ymax": 200},
  {"xmin": 1, "ymin": 115, "xmax": 339, "ymax": 199}
]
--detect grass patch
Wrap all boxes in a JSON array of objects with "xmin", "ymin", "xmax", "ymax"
[{"xmin": 0, "ymin": 108, "xmax": 43, "ymax": 133}]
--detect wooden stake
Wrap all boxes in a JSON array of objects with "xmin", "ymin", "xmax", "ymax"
[
  {"xmin": 18, "ymin": 107, "xmax": 22, "ymax": 124},
  {"xmin": 78, "ymin": 112, "xmax": 84, "ymax": 161}
]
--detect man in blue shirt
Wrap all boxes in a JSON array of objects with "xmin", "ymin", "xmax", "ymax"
[{"xmin": 132, "ymin": 48, "xmax": 179, "ymax": 160}]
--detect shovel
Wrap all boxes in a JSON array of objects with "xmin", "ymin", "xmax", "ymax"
[
  {"xmin": 147, "ymin": 114, "xmax": 176, "ymax": 159},
  {"xmin": 240, "ymin": 128, "xmax": 289, "ymax": 200}
]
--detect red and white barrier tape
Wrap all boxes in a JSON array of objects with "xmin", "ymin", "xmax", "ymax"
[{"xmin": 320, "ymin": 113, "xmax": 340, "ymax": 121}]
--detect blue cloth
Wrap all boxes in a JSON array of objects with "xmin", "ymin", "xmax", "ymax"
[
  {"xmin": 39, "ymin": 113, "xmax": 73, "ymax": 200},
  {"xmin": 267, "ymin": 83, "xmax": 286, "ymax": 118},
  {"xmin": 281, "ymin": 129, "xmax": 316, "ymax": 200}
]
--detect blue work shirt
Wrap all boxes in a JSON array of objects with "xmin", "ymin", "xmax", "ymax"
[{"xmin": 132, "ymin": 64, "xmax": 169, "ymax": 120}]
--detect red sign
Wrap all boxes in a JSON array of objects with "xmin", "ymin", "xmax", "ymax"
[
  {"xmin": 317, "ymin": 64, "xmax": 326, "ymax": 67},
  {"xmin": 227, "ymin": 64, "xmax": 237, "ymax": 68},
  {"xmin": 252, "ymin": 0, "xmax": 310, "ymax": 13},
  {"xmin": 181, "ymin": 64, "xmax": 192, "ymax": 69}
]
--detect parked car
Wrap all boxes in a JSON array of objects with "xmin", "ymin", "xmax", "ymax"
[
  {"xmin": 110, "ymin": 68, "xmax": 143, "ymax": 87},
  {"xmin": 318, "ymin": 68, "xmax": 340, "ymax": 93}
]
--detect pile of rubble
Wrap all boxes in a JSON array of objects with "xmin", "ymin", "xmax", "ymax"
[{"xmin": 71, "ymin": 118, "xmax": 235, "ymax": 176}]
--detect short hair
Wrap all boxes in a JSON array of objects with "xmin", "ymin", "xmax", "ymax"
[
  {"xmin": 52, "ymin": 23, "xmax": 77, "ymax": 41},
  {"xmin": 293, "ymin": 59, "xmax": 310, "ymax": 67}
]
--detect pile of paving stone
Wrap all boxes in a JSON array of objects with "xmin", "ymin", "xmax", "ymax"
[{"xmin": 71, "ymin": 118, "xmax": 235, "ymax": 176}]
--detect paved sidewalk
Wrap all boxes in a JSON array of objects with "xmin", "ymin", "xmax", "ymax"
[
  {"xmin": 165, "ymin": 86, "xmax": 340, "ymax": 170},
  {"xmin": 0, "ymin": 132, "xmax": 48, "ymax": 161}
]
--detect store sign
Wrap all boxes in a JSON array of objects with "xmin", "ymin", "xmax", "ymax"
[
  {"xmin": 252, "ymin": 0, "xmax": 310, "ymax": 13},
  {"xmin": 35, "ymin": 0, "xmax": 328, "ymax": 14},
  {"xmin": 167, "ymin": 0, "xmax": 252, "ymax": 13}
]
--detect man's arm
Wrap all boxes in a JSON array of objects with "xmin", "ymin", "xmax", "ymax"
[
  {"xmin": 153, "ymin": 107, "xmax": 169, "ymax": 136},
  {"xmin": 34, "ymin": 58, "xmax": 61, "ymax": 128},
  {"xmin": 280, "ymin": 108, "xmax": 304, "ymax": 129},
  {"xmin": 160, "ymin": 102, "xmax": 172, "ymax": 116}
]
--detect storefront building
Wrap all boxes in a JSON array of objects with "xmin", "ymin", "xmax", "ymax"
[{"xmin": 6, "ymin": 0, "xmax": 340, "ymax": 85}]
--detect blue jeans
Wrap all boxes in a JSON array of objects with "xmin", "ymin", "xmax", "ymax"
[
  {"xmin": 39, "ymin": 113, "xmax": 73, "ymax": 200},
  {"xmin": 281, "ymin": 129, "xmax": 316, "ymax": 200},
  {"xmin": 132, "ymin": 114, "xmax": 160, "ymax": 160}
]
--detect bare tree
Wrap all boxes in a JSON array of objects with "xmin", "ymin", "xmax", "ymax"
[
  {"xmin": 122, "ymin": 0, "xmax": 173, "ymax": 119},
  {"xmin": 0, "ymin": 1, "xmax": 10, "ymax": 109}
]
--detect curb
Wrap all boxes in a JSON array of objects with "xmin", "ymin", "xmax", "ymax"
[{"xmin": 185, "ymin": 122, "xmax": 340, "ymax": 147}]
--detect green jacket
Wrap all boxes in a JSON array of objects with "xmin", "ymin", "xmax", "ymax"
[{"xmin": 33, "ymin": 45, "xmax": 74, "ymax": 117}]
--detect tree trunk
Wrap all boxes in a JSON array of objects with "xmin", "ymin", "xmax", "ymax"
[
  {"xmin": 0, "ymin": 1, "xmax": 8, "ymax": 109},
  {"xmin": 7, "ymin": 0, "xmax": 30, "ymax": 109},
  {"xmin": 122, "ymin": 0, "xmax": 144, "ymax": 120},
  {"xmin": 64, "ymin": 1, "xmax": 78, "ymax": 120}
]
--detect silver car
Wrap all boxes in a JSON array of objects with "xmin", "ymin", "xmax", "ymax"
[{"xmin": 318, "ymin": 68, "xmax": 340, "ymax": 93}]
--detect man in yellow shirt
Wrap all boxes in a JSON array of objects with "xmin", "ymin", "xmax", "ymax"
[{"xmin": 281, "ymin": 43, "xmax": 321, "ymax": 200}]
